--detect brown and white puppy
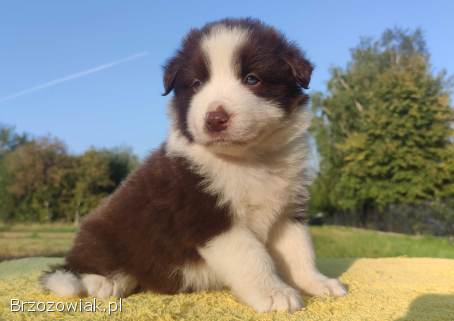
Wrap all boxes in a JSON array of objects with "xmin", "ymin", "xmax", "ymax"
[{"xmin": 41, "ymin": 18, "xmax": 346, "ymax": 313}]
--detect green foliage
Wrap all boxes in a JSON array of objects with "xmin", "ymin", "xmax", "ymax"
[
  {"xmin": 0, "ymin": 125, "xmax": 30, "ymax": 221},
  {"xmin": 67, "ymin": 147, "xmax": 139, "ymax": 222},
  {"xmin": 310, "ymin": 28, "xmax": 454, "ymax": 220},
  {"xmin": 0, "ymin": 125, "xmax": 29, "ymax": 153},
  {"xmin": 4, "ymin": 137, "xmax": 76, "ymax": 221},
  {"xmin": 0, "ymin": 125, "xmax": 140, "ymax": 222}
]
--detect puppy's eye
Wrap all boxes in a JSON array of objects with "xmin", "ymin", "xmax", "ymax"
[
  {"xmin": 191, "ymin": 79, "xmax": 202, "ymax": 92},
  {"xmin": 244, "ymin": 74, "xmax": 260, "ymax": 86}
]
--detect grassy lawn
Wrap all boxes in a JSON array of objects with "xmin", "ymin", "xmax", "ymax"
[
  {"xmin": 0, "ymin": 223, "xmax": 453, "ymax": 261},
  {"xmin": 311, "ymin": 225, "xmax": 454, "ymax": 259},
  {"xmin": 0, "ymin": 223, "xmax": 76, "ymax": 260}
]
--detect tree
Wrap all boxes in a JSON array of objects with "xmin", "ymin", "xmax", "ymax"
[
  {"xmin": 68, "ymin": 147, "xmax": 139, "ymax": 223},
  {"xmin": 103, "ymin": 146, "xmax": 140, "ymax": 186},
  {"xmin": 0, "ymin": 125, "xmax": 29, "ymax": 221},
  {"xmin": 0, "ymin": 125, "xmax": 140, "ymax": 223},
  {"xmin": 3, "ymin": 136, "xmax": 74, "ymax": 221},
  {"xmin": 68, "ymin": 149, "xmax": 114, "ymax": 223},
  {"xmin": 310, "ymin": 28, "xmax": 454, "ymax": 225},
  {"xmin": 0, "ymin": 125, "xmax": 28, "ymax": 154}
]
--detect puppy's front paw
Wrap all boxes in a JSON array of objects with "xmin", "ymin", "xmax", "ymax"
[
  {"xmin": 323, "ymin": 278, "xmax": 347, "ymax": 297},
  {"xmin": 299, "ymin": 275, "xmax": 347, "ymax": 297},
  {"xmin": 246, "ymin": 285, "xmax": 303, "ymax": 313},
  {"xmin": 269, "ymin": 286, "xmax": 303, "ymax": 312}
]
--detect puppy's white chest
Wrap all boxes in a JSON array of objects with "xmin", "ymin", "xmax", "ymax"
[
  {"xmin": 212, "ymin": 163, "xmax": 296, "ymax": 241},
  {"xmin": 165, "ymin": 128, "xmax": 308, "ymax": 242}
]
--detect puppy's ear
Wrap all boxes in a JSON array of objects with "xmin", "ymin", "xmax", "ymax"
[
  {"xmin": 284, "ymin": 49, "xmax": 313, "ymax": 89},
  {"xmin": 162, "ymin": 56, "xmax": 181, "ymax": 96}
]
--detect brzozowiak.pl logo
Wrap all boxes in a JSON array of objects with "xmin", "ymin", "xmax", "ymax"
[{"xmin": 10, "ymin": 298, "xmax": 123, "ymax": 315}]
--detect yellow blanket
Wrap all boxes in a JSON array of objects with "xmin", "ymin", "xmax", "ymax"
[{"xmin": 0, "ymin": 257, "xmax": 453, "ymax": 321}]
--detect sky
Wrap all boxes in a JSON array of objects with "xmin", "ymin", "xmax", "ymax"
[{"xmin": 1, "ymin": 0, "xmax": 453, "ymax": 158}]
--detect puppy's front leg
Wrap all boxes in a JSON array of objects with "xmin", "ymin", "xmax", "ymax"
[
  {"xmin": 199, "ymin": 226, "xmax": 302, "ymax": 312},
  {"xmin": 268, "ymin": 219, "xmax": 347, "ymax": 297}
]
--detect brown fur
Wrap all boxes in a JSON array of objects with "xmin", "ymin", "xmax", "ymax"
[{"xmin": 60, "ymin": 145, "xmax": 231, "ymax": 294}]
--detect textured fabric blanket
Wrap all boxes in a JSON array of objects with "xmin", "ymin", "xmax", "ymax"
[{"xmin": 0, "ymin": 257, "xmax": 453, "ymax": 321}]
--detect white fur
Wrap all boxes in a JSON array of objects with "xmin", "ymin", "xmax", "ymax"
[
  {"xmin": 43, "ymin": 271, "xmax": 137, "ymax": 299},
  {"xmin": 178, "ymin": 262, "xmax": 222, "ymax": 292},
  {"xmin": 41, "ymin": 270, "xmax": 83, "ymax": 297},
  {"xmin": 187, "ymin": 25, "xmax": 285, "ymax": 149},
  {"xmin": 198, "ymin": 225, "xmax": 302, "ymax": 312},
  {"xmin": 268, "ymin": 219, "xmax": 347, "ymax": 297},
  {"xmin": 81, "ymin": 273, "xmax": 137, "ymax": 298}
]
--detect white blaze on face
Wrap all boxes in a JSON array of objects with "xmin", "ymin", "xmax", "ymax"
[{"xmin": 187, "ymin": 25, "xmax": 285, "ymax": 147}]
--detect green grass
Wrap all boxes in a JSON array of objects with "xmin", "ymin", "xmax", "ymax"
[
  {"xmin": 311, "ymin": 225, "xmax": 454, "ymax": 258},
  {"xmin": 0, "ymin": 223, "xmax": 76, "ymax": 260},
  {"xmin": 0, "ymin": 223, "xmax": 453, "ymax": 261}
]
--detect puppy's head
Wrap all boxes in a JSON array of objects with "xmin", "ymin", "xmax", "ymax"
[{"xmin": 163, "ymin": 18, "xmax": 312, "ymax": 155}]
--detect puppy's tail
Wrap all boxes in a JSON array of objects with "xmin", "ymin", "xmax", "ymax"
[{"xmin": 40, "ymin": 264, "xmax": 84, "ymax": 297}]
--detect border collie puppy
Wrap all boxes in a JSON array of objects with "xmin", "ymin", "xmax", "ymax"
[{"xmin": 41, "ymin": 18, "xmax": 346, "ymax": 312}]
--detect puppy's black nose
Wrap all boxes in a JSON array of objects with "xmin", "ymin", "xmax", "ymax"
[{"xmin": 205, "ymin": 107, "xmax": 230, "ymax": 133}]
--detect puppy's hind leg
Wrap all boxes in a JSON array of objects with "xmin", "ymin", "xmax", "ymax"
[
  {"xmin": 81, "ymin": 273, "xmax": 138, "ymax": 299},
  {"xmin": 268, "ymin": 219, "xmax": 347, "ymax": 297},
  {"xmin": 42, "ymin": 268, "xmax": 138, "ymax": 299}
]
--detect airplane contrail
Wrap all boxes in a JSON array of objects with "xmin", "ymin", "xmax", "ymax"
[{"xmin": 0, "ymin": 51, "xmax": 149, "ymax": 104}]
